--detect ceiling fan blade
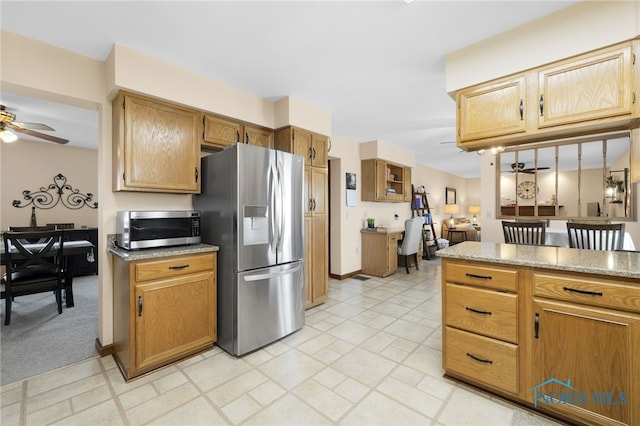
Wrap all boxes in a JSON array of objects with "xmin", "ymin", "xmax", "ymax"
[
  {"xmin": 11, "ymin": 121, "xmax": 55, "ymax": 131},
  {"xmin": 9, "ymin": 125, "xmax": 68, "ymax": 144}
]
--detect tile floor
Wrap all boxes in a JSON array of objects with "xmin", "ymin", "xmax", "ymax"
[{"xmin": 1, "ymin": 259, "xmax": 564, "ymax": 426}]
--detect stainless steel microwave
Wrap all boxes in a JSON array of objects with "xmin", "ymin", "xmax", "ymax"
[{"xmin": 116, "ymin": 210, "xmax": 201, "ymax": 250}]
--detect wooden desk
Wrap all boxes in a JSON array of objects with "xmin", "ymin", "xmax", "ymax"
[
  {"xmin": 1, "ymin": 240, "xmax": 95, "ymax": 307},
  {"xmin": 361, "ymin": 228, "xmax": 403, "ymax": 277}
]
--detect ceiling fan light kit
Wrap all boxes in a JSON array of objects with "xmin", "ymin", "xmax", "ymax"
[{"xmin": 0, "ymin": 104, "xmax": 69, "ymax": 144}]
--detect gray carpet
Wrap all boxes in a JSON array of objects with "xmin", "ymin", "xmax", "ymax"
[{"xmin": 0, "ymin": 275, "xmax": 99, "ymax": 385}]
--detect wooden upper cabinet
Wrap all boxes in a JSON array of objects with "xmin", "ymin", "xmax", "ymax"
[
  {"xmin": 203, "ymin": 114, "xmax": 241, "ymax": 148},
  {"xmin": 203, "ymin": 115, "xmax": 273, "ymax": 150},
  {"xmin": 457, "ymin": 76, "xmax": 527, "ymax": 143},
  {"xmin": 362, "ymin": 159, "xmax": 411, "ymax": 203},
  {"xmin": 538, "ymin": 43, "xmax": 634, "ymax": 128},
  {"xmin": 113, "ymin": 91, "xmax": 201, "ymax": 193},
  {"xmin": 403, "ymin": 167, "xmax": 412, "ymax": 202},
  {"xmin": 274, "ymin": 126, "xmax": 328, "ymax": 167},
  {"xmin": 244, "ymin": 124, "xmax": 274, "ymax": 149}
]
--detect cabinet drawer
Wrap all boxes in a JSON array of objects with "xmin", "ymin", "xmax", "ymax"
[
  {"xmin": 135, "ymin": 253, "xmax": 215, "ymax": 282},
  {"xmin": 445, "ymin": 262, "xmax": 518, "ymax": 292},
  {"xmin": 533, "ymin": 272, "xmax": 640, "ymax": 313},
  {"xmin": 445, "ymin": 284, "xmax": 518, "ymax": 343},
  {"xmin": 445, "ymin": 327, "xmax": 518, "ymax": 395}
]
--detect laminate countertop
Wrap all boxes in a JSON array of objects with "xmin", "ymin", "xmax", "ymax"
[
  {"xmin": 360, "ymin": 227, "xmax": 404, "ymax": 235},
  {"xmin": 108, "ymin": 240, "xmax": 218, "ymax": 262},
  {"xmin": 437, "ymin": 241, "xmax": 640, "ymax": 280}
]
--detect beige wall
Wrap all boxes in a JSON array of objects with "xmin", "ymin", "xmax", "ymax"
[
  {"xmin": 1, "ymin": 139, "xmax": 98, "ymax": 228},
  {"xmin": 446, "ymin": 1, "xmax": 640, "ymax": 93}
]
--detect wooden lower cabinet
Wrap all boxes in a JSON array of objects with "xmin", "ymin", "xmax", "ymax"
[
  {"xmin": 442, "ymin": 258, "xmax": 640, "ymax": 426},
  {"xmin": 113, "ymin": 252, "xmax": 217, "ymax": 381},
  {"xmin": 305, "ymin": 216, "xmax": 328, "ymax": 308},
  {"xmin": 361, "ymin": 231, "xmax": 401, "ymax": 277}
]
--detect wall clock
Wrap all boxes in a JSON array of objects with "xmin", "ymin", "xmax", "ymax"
[{"xmin": 517, "ymin": 181, "xmax": 538, "ymax": 199}]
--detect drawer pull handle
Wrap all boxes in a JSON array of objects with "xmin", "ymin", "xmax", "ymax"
[
  {"xmin": 465, "ymin": 273, "xmax": 492, "ymax": 280},
  {"xmin": 534, "ymin": 313, "xmax": 539, "ymax": 339},
  {"xmin": 563, "ymin": 287, "xmax": 603, "ymax": 297},
  {"xmin": 466, "ymin": 353, "xmax": 493, "ymax": 364},
  {"xmin": 466, "ymin": 307, "xmax": 492, "ymax": 315},
  {"xmin": 169, "ymin": 264, "xmax": 190, "ymax": 270}
]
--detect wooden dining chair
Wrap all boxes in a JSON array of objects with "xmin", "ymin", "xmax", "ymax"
[
  {"xmin": 566, "ymin": 222, "xmax": 625, "ymax": 251},
  {"xmin": 1, "ymin": 230, "xmax": 65, "ymax": 325},
  {"xmin": 502, "ymin": 221, "xmax": 547, "ymax": 245}
]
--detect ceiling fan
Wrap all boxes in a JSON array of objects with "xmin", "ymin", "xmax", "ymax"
[
  {"xmin": 507, "ymin": 162, "xmax": 550, "ymax": 174},
  {"xmin": 0, "ymin": 105, "xmax": 68, "ymax": 144}
]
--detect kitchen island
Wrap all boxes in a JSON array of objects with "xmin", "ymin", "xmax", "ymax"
[
  {"xmin": 109, "ymin": 241, "xmax": 219, "ymax": 381},
  {"xmin": 437, "ymin": 242, "xmax": 639, "ymax": 426}
]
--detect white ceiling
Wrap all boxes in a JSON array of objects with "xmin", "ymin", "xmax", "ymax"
[{"xmin": 0, "ymin": 0, "xmax": 580, "ymax": 178}]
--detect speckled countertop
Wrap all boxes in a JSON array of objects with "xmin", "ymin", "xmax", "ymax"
[
  {"xmin": 107, "ymin": 234, "xmax": 218, "ymax": 261},
  {"xmin": 437, "ymin": 241, "xmax": 640, "ymax": 280},
  {"xmin": 360, "ymin": 227, "xmax": 404, "ymax": 235}
]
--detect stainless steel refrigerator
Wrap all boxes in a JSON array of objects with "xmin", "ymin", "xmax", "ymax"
[{"xmin": 195, "ymin": 143, "xmax": 305, "ymax": 356}]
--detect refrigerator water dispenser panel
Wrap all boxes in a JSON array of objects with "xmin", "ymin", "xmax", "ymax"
[{"xmin": 243, "ymin": 205, "xmax": 268, "ymax": 246}]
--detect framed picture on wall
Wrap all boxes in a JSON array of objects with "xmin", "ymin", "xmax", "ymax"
[
  {"xmin": 346, "ymin": 173, "xmax": 356, "ymax": 190},
  {"xmin": 445, "ymin": 187, "xmax": 456, "ymax": 204}
]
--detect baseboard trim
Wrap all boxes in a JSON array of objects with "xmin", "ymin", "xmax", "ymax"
[
  {"xmin": 329, "ymin": 270, "xmax": 362, "ymax": 280},
  {"xmin": 95, "ymin": 338, "xmax": 115, "ymax": 357}
]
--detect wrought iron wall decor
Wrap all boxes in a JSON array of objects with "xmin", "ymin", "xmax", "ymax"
[{"xmin": 12, "ymin": 173, "xmax": 98, "ymax": 210}]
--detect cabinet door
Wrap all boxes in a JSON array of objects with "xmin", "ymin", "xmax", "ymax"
[
  {"xmin": 386, "ymin": 234, "xmax": 399, "ymax": 275},
  {"xmin": 120, "ymin": 93, "xmax": 201, "ymax": 193},
  {"xmin": 376, "ymin": 160, "xmax": 388, "ymax": 201},
  {"xmin": 457, "ymin": 76, "xmax": 527, "ymax": 142},
  {"xmin": 203, "ymin": 114, "xmax": 242, "ymax": 148},
  {"xmin": 135, "ymin": 271, "xmax": 216, "ymax": 371},
  {"xmin": 244, "ymin": 125, "xmax": 274, "ymax": 149},
  {"xmin": 311, "ymin": 167, "xmax": 328, "ymax": 216},
  {"xmin": 311, "ymin": 133, "xmax": 328, "ymax": 167},
  {"xmin": 293, "ymin": 127, "xmax": 312, "ymax": 164},
  {"xmin": 310, "ymin": 215, "xmax": 328, "ymax": 305},
  {"xmin": 531, "ymin": 299, "xmax": 640, "ymax": 425},
  {"xmin": 304, "ymin": 217, "xmax": 313, "ymax": 306},
  {"xmin": 538, "ymin": 44, "xmax": 633, "ymax": 128},
  {"xmin": 403, "ymin": 167, "xmax": 412, "ymax": 202}
]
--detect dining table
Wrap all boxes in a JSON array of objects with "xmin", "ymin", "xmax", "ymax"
[
  {"xmin": 0, "ymin": 239, "xmax": 95, "ymax": 308},
  {"xmin": 545, "ymin": 227, "xmax": 636, "ymax": 250}
]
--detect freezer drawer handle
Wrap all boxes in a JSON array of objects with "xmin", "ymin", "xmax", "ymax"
[
  {"xmin": 244, "ymin": 263, "xmax": 303, "ymax": 281},
  {"xmin": 169, "ymin": 264, "xmax": 189, "ymax": 270}
]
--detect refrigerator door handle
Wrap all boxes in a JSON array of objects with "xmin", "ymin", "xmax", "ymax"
[
  {"xmin": 268, "ymin": 163, "xmax": 277, "ymax": 253},
  {"xmin": 277, "ymin": 160, "xmax": 285, "ymax": 253},
  {"xmin": 244, "ymin": 263, "xmax": 303, "ymax": 281}
]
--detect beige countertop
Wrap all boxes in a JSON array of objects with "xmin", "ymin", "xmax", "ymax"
[
  {"xmin": 437, "ymin": 241, "xmax": 640, "ymax": 280},
  {"xmin": 360, "ymin": 227, "xmax": 404, "ymax": 235},
  {"xmin": 108, "ymin": 241, "xmax": 218, "ymax": 261}
]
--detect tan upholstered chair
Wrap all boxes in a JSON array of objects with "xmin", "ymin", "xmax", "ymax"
[{"xmin": 398, "ymin": 217, "xmax": 424, "ymax": 273}]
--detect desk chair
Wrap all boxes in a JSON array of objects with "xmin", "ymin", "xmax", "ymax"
[
  {"xmin": 502, "ymin": 221, "xmax": 547, "ymax": 245},
  {"xmin": 398, "ymin": 217, "xmax": 424, "ymax": 273},
  {"xmin": 566, "ymin": 222, "xmax": 625, "ymax": 251},
  {"xmin": 2, "ymin": 230, "xmax": 65, "ymax": 325}
]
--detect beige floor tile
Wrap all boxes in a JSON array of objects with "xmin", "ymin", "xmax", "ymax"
[
  {"xmin": 263, "ymin": 340, "xmax": 292, "ymax": 357},
  {"xmin": 369, "ymin": 301, "xmax": 413, "ymax": 317},
  {"xmin": 206, "ymin": 369, "xmax": 267, "ymax": 406},
  {"xmin": 384, "ymin": 318, "xmax": 435, "ymax": 343},
  {"xmin": 310, "ymin": 320, "xmax": 338, "ymax": 332},
  {"xmin": 26, "ymin": 399, "xmax": 72, "ymax": 425},
  {"xmin": 327, "ymin": 339, "xmax": 355, "ymax": 355},
  {"xmin": 26, "ymin": 358, "xmax": 102, "ymax": 397},
  {"xmin": 281, "ymin": 325, "xmax": 321, "ymax": 347},
  {"xmin": 220, "ymin": 394, "xmax": 261, "ymax": 424},
  {"xmin": 146, "ymin": 397, "xmax": 228, "ymax": 425},
  {"xmin": 332, "ymin": 348, "xmax": 397, "ymax": 387},
  {"xmin": 152, "ymin": 370, "xmax": 189, "ymax": 394},
  {"xmin": 50, "ymin": 399, "xmax": 124, "ymax": 426},
  {"xmin": 118, "ymin": 383, "xmax": 158, "ymax": 410},
  {"xmin": 326, "ymin": 321, "xmax": 378, "ymax": 345},
  {"xmin": 70, "ymin": 384, "xmax": 112, "ymax": 413},
  {"xmin": 243, "ymin": 393, "xmax": 331, "ymax": 426},
  {"xmin": 438, "ymin": 387, "xmax": 515, "ymax": 426},
  {"xmin": 98, "ymin": 354, "xmax": 118, "ymax": 371},
  {"xmin": 333, "ymin": 377, "xmax": 370, "ymax": 403},
  {"xmin": 1, "ymin": 384, "xmax": 23, "ymax": 408},
  {"xmin": 248, "ymin": 380, "xmax": 286, "ymax": 406},
  {"xmin": 242, "ymin": 348, "xmax": 274, "ymax": 367},
  {"xmin": 359, "ymin": 331, "xmax": 396, "ymax": 353},
  {"xmin": 323, "ymin": 302, "xmax": 366, "ymax": 319},
  {"xmin": 377, "ymin": 376, "xmax": 444, "ymax": 418},
  {"xmin": 390, "ymin": 365, "xmax": 425, "ymax": 387},
  {"xmin": 26, "ymin": 373, "xmax": 106, "ymax": 413},
  {"xmin": 125, "ymin": 382, "xmax": 199, "ymax": 424},
  {"xmin": 416, "ymin": 372, "xmax": 456, "ymax": 400},
  {"xmin": 1, "ymin": 402, "xmax": 21, "ymax": 426},
  {"xmin": 313, "ymin": 367, "xmax": 347, "ymax": 389},
  {"xmin": 294, "ymin": 379, "xmax": 353, "ymax": 422},
  {"xmin": 260, "ymin": 349, "xmax": 325, "ymax": 390},
  {"xmin": 403, "ymin": 344, "xmax": 445, "ymax": 378},
  {"xmin": 297, "ymin": 333, "xmax": 337, "ymax": 355},
  {"xmin": 311, "ymin": 347, "xmax": 343, "ymax": 364},
  {"xmin": 340, "ymin": 391, "xmax": 431, "ymax": 425},
  {"xmin": 182, "ymin": 353, "xmax": 252, "ymax": 392}
]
